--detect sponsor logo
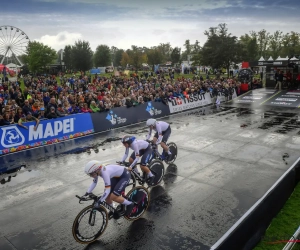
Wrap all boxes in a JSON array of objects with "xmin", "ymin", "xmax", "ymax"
[
  {"xmin": 275, "ymin": 98, "xmax": 297, "ymax": 102},
  {"xmin": 237, "ymin": 100, "xmax": 255, "ymax": 103},
  {"xmin": 146, "ymin": 102, "xmax": 162, "ymax": 116},
  {"xmin": 242, "ymin": 96, "xmax": 263, "ymax": 100},
  {"xmin": 29, "ymin": 118, "xmax": 75, "ymax": 141},
  {"xmin": 106, "ymin": 111, "xmax": 126, "ymax": 125},
  {"xmin": 1, "ymin": 118, "xmax": 75, "ymax": 148},
  {"xmin": 270, "ymin": 102, "xmax": 292, "ymax": 105},
  {"xmin": 1, "ymin": 126, "xmax": 25, "ymax": 148},
  {"xmin": 170, "ymin": 93, "xmax": 206, "ymax": 107}
]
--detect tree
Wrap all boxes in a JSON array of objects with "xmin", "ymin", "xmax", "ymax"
[
  {"xmin": 71, "ymin": 40, "xmax": 93, "ymax": 71},
  {"xmin": 128, "ymin": 45, "xmax": 147, "ymax": 69},
  {"xmin": 192, "ymin": 40, "xmax": 201, "ymax": 54},
  {"xmin": 94, "ymin": 45, "xmax": 111, "ymax": 67},
  {"xmin": 120, "ymin": 52, "xmax": 130, "ymax": 67},
  {"xmin": 25, "ymin": 41, "xmax": 56, "ymax": 73},
  {"xmin": 147, "ymin": 48, "xmax": 163, "ymax": 66},
  {"xmin": 200, "ymin": 23, "xmax": 242, "ymax": 73},
  {"xmin": 114, "ymin": 49, "xmax": 124, "ymax": 67},
  {"xmin": 63, "ymin": 45, "xmax": 73, "ymax": 70},
  {"xmin": 239, "ymin": 34, "xmax": 258, "ymax": 61},
  {"xmin": 181, "ymin": 40, "xmax": 191, "ymax": 60},
  {"xmin": 170, "ymin": 47, "xmax": 181, "ymax": 65},
  {"xmin": 257, "ymin": 29, "xmax": 270, "ymax": 58},
  {"xmin": 157, "ymin": 43, "xmax": 172, "ymax": 62},
  {"xmin": 269, "ymin": 30, "xmax": 283, "ymax": 59}
]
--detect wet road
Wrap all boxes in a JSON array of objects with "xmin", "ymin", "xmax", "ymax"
[{"xmin": 1, "ymin": 104, "xmax": 300, "ymax": 250}]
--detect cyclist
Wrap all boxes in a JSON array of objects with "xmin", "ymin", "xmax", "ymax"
[
  {"xmin": 146, "ymin": 118, "xmax": 172, "ymax": 161},
  {"xmin": 119, "ymin": 135, "xmax": 155, "ymax": 185},
  {"xmin": 82, "ymin": 160, "xmax": 134, "ymax": 216}
]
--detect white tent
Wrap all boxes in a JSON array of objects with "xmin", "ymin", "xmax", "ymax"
[{"xmin": 6, "ymin": 63, "xmax": 21, "ymax": 70}]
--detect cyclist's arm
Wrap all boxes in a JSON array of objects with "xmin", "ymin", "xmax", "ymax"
[
  {"xmin": 87, "ymin": 176, "xmax": 98, "ymax": 193},
  {"xmin": 120, "ymin": 147, "xmax": 129, "ymax": 162},
  {"xmin": 130, "ymin": 142, "xmax": 140, "ymax": 168},
  {"xmin": 99, "ymin": 169, "xmax": 111, "ymax": 202},
  {"xmin": 156, "ymin": 123, "xmax": 163, "ymax": 144},
  {"xmin": 146, "ymin": 127, "xmax": 152, "ymax": 140}
]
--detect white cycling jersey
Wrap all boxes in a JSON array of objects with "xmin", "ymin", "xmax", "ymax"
[
  {"xmin": 87, "ymin": 164, "xmax": 125, "ymax": 202},
  {"xmin": 121, "ymin": 139, "xmax": 149, "ymax": 167},
  {"xmin": 146, "ymin": 121, "xmax": 170, "ymax": 142}
]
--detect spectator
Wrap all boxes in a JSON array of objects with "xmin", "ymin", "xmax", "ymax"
[
  {"xmin": 81, "ymin": 103, "xmax": 92, "ymax": 113},
  {"xmin": 38, "ymin": 107, "xmax": 46, "ymax": 119},
  {"xmin": 47, "ymin": 107, "xmax": 58, "ymax": 119},
  {"xmin": 90, "ymin": 101, "xmax": 100, "ymax": 112},
  {"xmin": 22, "ymin": 99, "xmax": 33, "ymax": 115}
]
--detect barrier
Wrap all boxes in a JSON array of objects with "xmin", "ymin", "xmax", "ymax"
[
  {"xmin": 211, "ymin": 158, "xmax": 300, "ymax": 250},
  {"xmin": 168, "ymin": 90, "xmax": 237, "ymax": 114},
  {"xmin": 91, "ymin": 101, "xmax": 170, "ymax": 133},
  {"xmin": 0, "ymin": 113, "xmax": 94, "ymax": 155},
  {"xmin": 0, "ymin": 101, "xmax": 170, "ymax": 157}
]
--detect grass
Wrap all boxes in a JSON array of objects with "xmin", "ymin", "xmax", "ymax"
[{"xmin": 254, "ymin": 182, "xmax": 300, "ymax": 250}]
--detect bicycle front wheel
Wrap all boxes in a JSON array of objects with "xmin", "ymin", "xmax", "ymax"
[
  {"xmin": 72, "ymin": 205, "xmax": 108, "ymax": 244},
  {"xmin": 165, "ymin": 142, "xmax": 177, "ymax": 164},
  {"xmin": 124, "ymin": 186, "xmax": 150, "ymax": 221}
]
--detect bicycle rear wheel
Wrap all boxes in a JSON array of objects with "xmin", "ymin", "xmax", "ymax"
[
  {"xmin": 124, "ymin": 186, "xmax": 150, "ymax": 221},
  {"xmin": 165, "ymin": 142, "xmax": 177, "ymax": 164},
  {"xmin": 149, "ymin": 159, "xmax": 165, "ymax": 187},
  {"xmin": 72, "ymin": 205, "xmax": 108, "ymax": 244}
]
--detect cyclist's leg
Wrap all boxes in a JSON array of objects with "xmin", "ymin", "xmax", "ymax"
[
  {"xmin": 161, "ymin": 127, "xmax": 171, "ymax": 153},
  {"xmin": 110, "ymin": 169, "xmax": 134, "ymax": 214},
  {"xmin": 153, "ymin": 131, "xmax": 158, "ymax": 144},
  {"xmin": 105, "ymin": 178, "xmax": 118, "ymax": 206},
  {"xmin": 140, "ymin": 146, "xmax": 153, "ymax": 178}
]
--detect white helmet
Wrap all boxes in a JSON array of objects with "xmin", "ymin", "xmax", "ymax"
[
  {"xmin": 84, "ymin": 160, "xmax": 102, "ymax": 175},
  {"xmin": 146, "ymin": 118, "xmax": 156, "ymax": 127}
]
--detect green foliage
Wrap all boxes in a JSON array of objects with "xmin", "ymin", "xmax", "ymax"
[
  {"xmin": 171, "ymin": 47, "xmax": 181, "ymax": 65},
  {"xmin": 113, "ymin": 48, "xmax": 124, "ymax": 66},
  {"xmin": 147, "ymin": 48, "xmax": 163, "ymax": 66},
  {"xmin": 25, "ymin": 41, "xmax": 57, "ymax": 73},
  {"xmin": 94, "ymin": 44, "xmax": 111, "ymax": 67},
  {"xmin": 63, "ymin": 45, "xmax": 73, "ymax": 70},
  {"xmin": 71, "ymin": 40, "xmax": 93, "ymax": 71},
  {"xmin": 254, "ymin": 183, "xmax": 300, "ymax": 250},
  {"xmin": 200, "ymin": 23, "xmax": 242, "ymax": 72}
]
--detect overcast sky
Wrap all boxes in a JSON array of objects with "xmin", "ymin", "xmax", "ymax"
[{"xmin": 1, "ymin": 0, "xmax": 300, "ymax": 52}]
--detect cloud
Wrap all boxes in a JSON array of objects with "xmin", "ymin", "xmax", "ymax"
[{"xmin": 35, "ymin": 31, "xmax": 83, "ymax": 51}]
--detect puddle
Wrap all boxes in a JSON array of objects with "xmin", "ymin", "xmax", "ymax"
[{"xmin": 0, "ymin": 169, "xmax": 40, "ymax": 188}]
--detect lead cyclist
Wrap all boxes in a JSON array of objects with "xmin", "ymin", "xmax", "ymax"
[{"xmin": 146, "ymin": 118, "xmax": 172, "ymax": 161}]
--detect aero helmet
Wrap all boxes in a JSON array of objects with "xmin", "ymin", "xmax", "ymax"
[
  {"xmin": 84, "ymin": 160, "xmax": 102, "ymax": 175},
  {"xmin": 121, "ymin": 135, "xmax": 136, "ymax": 145},
  {"xmin": 146, "ymin": 118, "xmax": 156, "ymax": 127}
]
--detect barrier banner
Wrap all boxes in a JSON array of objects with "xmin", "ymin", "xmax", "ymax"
[
  {"xmin": 168, "ymin": 92, "xmax": 212, "ymax": 113},
  {"xmin": 91, "ymin": 101, "xmax": 170, "ymax": 133},
  {"xmin": 168, "ymin": 90, "xmax": 238, "ymax": 113},
  {"xmin": 0, "ymin": 113, "xmax": 94, "ymax": 155}
]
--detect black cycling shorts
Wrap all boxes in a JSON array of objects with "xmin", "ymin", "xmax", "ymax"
[
  {"xmin": 130, "ymin": 145, "xmax": 153, "ymax": 165},
  {"xmin": 110, "ymin": 169, "xmax": 130, "ymax": 196},
  {"xmin": 154, "ymin": 126, "xmax": 171, "ymax": 143}
]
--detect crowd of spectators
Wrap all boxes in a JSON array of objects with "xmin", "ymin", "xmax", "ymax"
[{"xmin": 0, "ymin": 71, "xmax": 260, "ymax": 127}]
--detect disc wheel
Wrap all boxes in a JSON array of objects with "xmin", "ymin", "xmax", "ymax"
[
  {"xmin": 124, "ymin": 186, "xmax": 150, "ymax": 221},
  {"xmin": 165, "ymin": 142, "xmax": 177, "ymax": 164},
  {"xmin": 149, "ymin": 159, "xmax": 165, "ymax": 187}
]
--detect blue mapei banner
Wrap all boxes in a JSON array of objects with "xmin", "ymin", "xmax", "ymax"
[
  {"xmin": 91, "ymin": 101, "xmax": 170, "ymax": 133},
  {"xmin": 0, "ymin": 113, "xmax": 94, "ymax": 155}
]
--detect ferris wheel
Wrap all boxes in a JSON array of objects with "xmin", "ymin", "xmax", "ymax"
[{"xmin": 0, "ymin": 25, "xmax": 30, "ymax": 66}]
